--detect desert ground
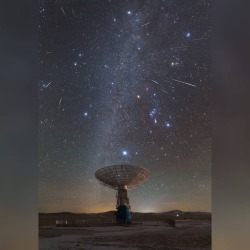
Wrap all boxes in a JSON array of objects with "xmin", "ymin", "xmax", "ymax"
[{"xmin": 39, "ymin": 211, "xmax": 211, "ymax": 250}]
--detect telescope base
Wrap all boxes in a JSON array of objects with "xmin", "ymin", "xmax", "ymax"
[{"xmin": 115, "ymin": 205, "xmax": 131, "ymax": 225}]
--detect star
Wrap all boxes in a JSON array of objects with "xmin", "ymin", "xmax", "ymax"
[
  {"xmin": 165, "ymin": 122, "xmax": 171, "ymax": 127},
  {"xmin": 122, "ymin": 150, "xmax": 128, "ymax": 156},
  {"xmin": 150, "ymin": 109, "xmax": 156, "ymax": 117}
]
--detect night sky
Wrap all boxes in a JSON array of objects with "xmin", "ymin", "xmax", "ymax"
[{"xmin": 39, "ymin": 0, "xmax": 211, "ymax": 213}]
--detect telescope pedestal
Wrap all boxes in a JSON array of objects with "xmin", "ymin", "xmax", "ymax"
[{"xmin": 116, "ymin": 187, "xmax": 131, "ymax": 224}]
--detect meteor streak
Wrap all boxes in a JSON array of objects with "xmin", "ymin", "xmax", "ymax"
[
  {"xmin": 45, "ymin": 82, "xmax": 51, "ymax": 88},
  {"xmin": 170, "ymin": 78, "xmax": 196, "ymax": 87},
  {"xmin": 72, "ymin": 8, "xmax": 75, "ymax": 17},
  {"xmin": 58, "ymin": 98, "xmax": 62, "ymax": 108},
  {"xmin": 123, "ymin": 109, "xmax": 130, "ymax": 119},
  {"xmin": 151, "ymin": 79, "xmax": 159, "ymax": 85},
  {"xmin": 61, "ymin": 7, "xmax": 66, "ymax": 17},
  {"xmin": 157, "ymin": 87, "xmax": 168, "ymax": 95},
  {"xmin": 142, "ymin": 22, "xmax": 151, "ymax": 27},
  {"xmin": 190, "ymin": 37, "xmax": 207, "ymax": 41},
  {"xmin": 193, "ymin": 66, "xmax": 208, "ymax": 70}
]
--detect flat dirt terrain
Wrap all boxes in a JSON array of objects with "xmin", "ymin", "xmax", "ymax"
[
  {"xmin": 39, "ymin": 211, "xmax": 211, "ymax": 249},
  {"xmin": 39, "ymin": 220, "xmax": 211, "ymax": 250}
]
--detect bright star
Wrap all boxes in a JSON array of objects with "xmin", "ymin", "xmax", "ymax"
[
  {"xmin": 150, "ymin": 109, "xmax": 156, "ymax": 117},
  {"xmin": 84, "ymin": 112, "xmax": 88, "ymax": 116},
  {"xmin": 122, "ymin": 150, "xmax": 128, "ymax": 156},
  {"xmin": 186, "ymin": 32, "xmax": 191, "ymax": 38},
  {"xmin": 127, "ymin": 11, "xmax": 131, "ymax": 15}
]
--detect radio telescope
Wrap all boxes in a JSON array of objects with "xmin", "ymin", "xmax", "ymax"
[{"xmin": 95, "ymin": 164, "xmax": 150, "ymax": 224}]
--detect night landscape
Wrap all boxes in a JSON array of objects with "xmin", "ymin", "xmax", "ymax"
[{"xmin": 39, "ymin": 0, "xmax": 211, "ymax": 249}]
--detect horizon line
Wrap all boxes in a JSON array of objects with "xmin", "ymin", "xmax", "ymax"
[{"xmin": 39, "ymin": 209, "xmax": 212, "ymax": 214}]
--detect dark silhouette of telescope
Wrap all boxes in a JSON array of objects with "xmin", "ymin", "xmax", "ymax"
[{"xmin": 95, "ymin": 164, "xmax": 150, "ymax": 224}]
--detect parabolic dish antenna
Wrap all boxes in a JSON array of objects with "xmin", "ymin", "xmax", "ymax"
[
  {"xmin": 95, "ymin": 164, "xmax": 150, "ymax": 224},
  {"xmin": 95, "ymin": 164, "xmax": 150, "ymax": 190}
]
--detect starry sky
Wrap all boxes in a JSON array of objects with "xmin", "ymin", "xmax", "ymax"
[{"xmin": 39, "ymin": 0, "xmax": 211, "ymax": 213}]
